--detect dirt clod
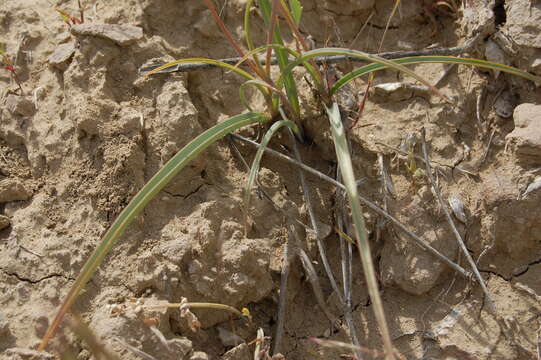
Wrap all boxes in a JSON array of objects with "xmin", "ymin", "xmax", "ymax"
[
  {"xmin": 5, "ymin": 95, "xmax": 34, "ymax": 117},
  {"xmin": 48, "ymin": 42, "xmax": 76, "ymax": 70},
  {"xmin": 0, "ymin": 178, "xmax": 30, "ymax": 203},
  {"xmin": 507, "ymin": 103, "xmax": 541, "ymax": 164},
  {"xmin": 71, "ymin": 23, "xmax": 143, "ymax": 46},
  {"xmin": 0, "ymin": 215, "xmax": 10, "ymax": 230}
]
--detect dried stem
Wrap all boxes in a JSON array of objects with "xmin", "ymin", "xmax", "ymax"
[
  {"xmin": 232, "ymin": 133, "xmax": 472, "ymax": 279},
  {"xmin": 273, "ymin": 220, "xmax": 295, "ymax": 355},
  {"xmin": 285, "ymin": 123, "xmax": 345, "ymax": 306},
  {"xmin": 420, "ymin": 128, "xmax": 495, "ymax": 314},
  {"xmin": 335, "ymin": 172, "xmax": 362, "ymax": 359},
  {"xmin": 140, "ymin": 33, "xmax": 482, "ymax": 74}
]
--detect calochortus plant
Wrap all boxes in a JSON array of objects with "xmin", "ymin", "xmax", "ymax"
[{"xmin": 39, "ymin": 0, "xmax": 541, "ymax": 359}]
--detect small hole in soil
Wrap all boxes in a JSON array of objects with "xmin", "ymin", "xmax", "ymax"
[{"xmin": 493, "ymin": 0, "xmax": 507, "ymax": 27}]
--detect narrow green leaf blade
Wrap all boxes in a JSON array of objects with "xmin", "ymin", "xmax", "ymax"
[
  {"xmin": 244, "ymin": 0, "xmax": 257, "ymax": 51},
  {"xmin": 257, "ymin": 0, "xmax": 301, "ymax": 117},
  {"xmin": 332, "ymin": 56, "xmax": 541, "ymax": 95},
  {"xmin": 288, "ymin": 0, "xmax": 303, "ymax": 25},
  {"xmin": 281, "ymin": 48, "xmax": 455, "ymax": 102},
  {"xmin": 39, "ymin": 112, "xmax": 270, "ymax": 350},
  {"xmin": 145, "ymin": 58, "xmax": 256, "ymax": 81},
  {"xmin": 324, "ymin": 102, "xmax": 395, "ymax": 359},
  {"xmin": 257, "ymin": 0, "xmax": 273, "ymax": 23},
  {"xmin": 244, "ymin": 119, "xmax": 298, "ymax": 220}
]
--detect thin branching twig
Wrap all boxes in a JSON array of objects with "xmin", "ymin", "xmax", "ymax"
[
  {"xmin": 232, "ymin": 133, "xmax": 472, "ymax": 279},
  {"xmin": 335, "ymin": 175, "xmax": 362, "ymax": 359},
  {"xmin": 420, "ymin": 128, "xmax": 495, "ymax": 314},
  {"xmin": 297, "ymin": 247, "xmax": 339, "ymax": 324},
  {"xmin": 273, "ymin": 220, "xmax": 295, "ymax": 356},
  {"xmin": 284, "ymin": 117, "xmax": 345, "ymax": 306},
  {"xmin": 140, "ymin": 33, "xmax": 482, "ymax": 74},
  {"xmin": 480, "ymin": 128, "xmax": 496, "ymax": 165}
]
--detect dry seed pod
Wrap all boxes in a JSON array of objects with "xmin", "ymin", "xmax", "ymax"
[{"xmin": 448, "ymin": 195, "xmax": 467, "ymax": 224}]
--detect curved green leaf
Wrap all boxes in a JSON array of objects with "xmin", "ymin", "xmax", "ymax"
[
  {"xmin": 244, "ymin": 119, "xmax": 299, "ymax": 224},
  {"xmin": 39, "ymin": 112, "xmax": 270, "ymax": 351},
  {"xmin": 234, "ymin": 44, "xmax": 321, "ymax": 90},
  {"xmin": 324, "ymin": 102, "xmax": 395, "ymax": 358},
  {"xmin": 332, "ymin": 56, "xmax": 541, "ymax": 95},
  {"xmin": 145, "ymin": 57, "xmax": 256, "ymax": 81},
  {"xmin": 145, "ymin": 57, "xmax": 273, "ymax": 103},
  {"xmin": 288, "ymin": 0, "xmax": 302, "ymax": 24},
  {"xmin": 281, "ymin": 48, "xmax": 455, "ymax": 102},
  {"xmin": 244, "ymin": 0, "xmax": 257, "ymax": 52},
  {"xmin": 257, "ymin": 0, "xmax": 301, "ymax": 117}
]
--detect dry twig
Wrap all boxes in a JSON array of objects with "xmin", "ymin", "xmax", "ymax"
[
  {"xmin": 140, "ymin": 34, "xmax": 482, "ymax": 74},
  {"xmin": 232, "ymin": 133, "xmax": 472, "ymax": 279},
  {"xmin": 420, "ymin": 128, "xmax": 496, "ymax": 314}
]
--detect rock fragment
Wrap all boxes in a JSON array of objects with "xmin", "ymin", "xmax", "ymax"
[
  {"xmin": 531, "ymin": 57, "xmax": 541, "ymax": 76},
  {"xmin": 448, "ymin": 195, "xmax": 467, "ymax": 224},
  {"xmin": 190, "ymin": 352, "xmax": 209, "ymax": 360},
  {"xmin": 485, "ymin": 39, "xmax": 506, "ymax": 78},
  {"xmin": 0, "ymin": 179, "xmax": 31, "ymax": 203},
  {"xmin": 503, "ymin": 0, "xmax": 541, "ymax": 48},
  {"xmin": 0, "ymin": 215, "xmax": 10, "ymax": 230},
  {"xmin": 506, "ymin": 103, "xmax": 541, "ymax": 164},
  {"xmin": 71, "ymin": 23, "xmax": 143, "ymax": 46},
  {"xmin": 48, "ymin": 42, "xmax": 76, "ymax": 70},
  {"xmin": 0, "ymin": 312, "xmax": 9, "ymax": 335},
  {"xmin": 6, "ymin": 95, "xmax": 35, "ymax": 117},
  {"xmin": 493, "ymin": 89, "xmax": 515, "ymax": 118}
]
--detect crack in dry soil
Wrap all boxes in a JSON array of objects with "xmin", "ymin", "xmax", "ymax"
[{"xmin": 1, "ymin": 269, "xmax": 72, "ymax": 285}]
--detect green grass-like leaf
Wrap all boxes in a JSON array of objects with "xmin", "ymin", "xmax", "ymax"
[
  {"xmin": 244, "ymin": 0, "xmax": 257, "ymax": 52},
  {"xmin": 332, "ymin": 56, "xmax": 541, "ymax": 95},
  {"xmin": 288, "ymin": 0, "xmax": 302, "ymax": 25},
  {"xmin": 235, "ymin": 44, "xmax": 322, "ymax": 93},
  {"xmin": 281, "ymin": 48, "xmax": 462, "ymax": 103},
  {"xmin": 244, "ymin": 119, "xmax": 299, "ymax": 224},
  {"xmin": 146, "ymin": 58, "xmax": 255, "ymax": 81},
  {"xmin": 325, "ymin": 102, "xmax": 395, "ymax": 360},
  {"xmin": 258, "ymin": 0, "xmax": 301, "ymax": 117},
  {"xmin": 39, "ymin": 112, "xmax": 270, "ymax": 351}
]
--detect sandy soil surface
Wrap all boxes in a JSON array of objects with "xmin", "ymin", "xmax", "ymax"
[{"xmin": 1, "ymin": 0, "xmax": 541, "ymax": 359}]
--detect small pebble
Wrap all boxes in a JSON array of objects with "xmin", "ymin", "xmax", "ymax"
[
  {"xmin": 48, "ymin": 42, "xmax": 76, "ymax": 70},
  {"xmin": 0, "ymin": 178, "xmax": 31, "ymax": 203},
  {"xmin": 0, "ymin": 215, "xmax": 10, "ymax": 230},
  {"xmin": 448, "ymin": 195, "xmax": 467, "ymax": 224}
]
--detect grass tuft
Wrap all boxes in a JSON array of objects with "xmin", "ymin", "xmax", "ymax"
[{"xmin": 38, "ymin": 1, "xmax": 541, "ymax": 358}]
